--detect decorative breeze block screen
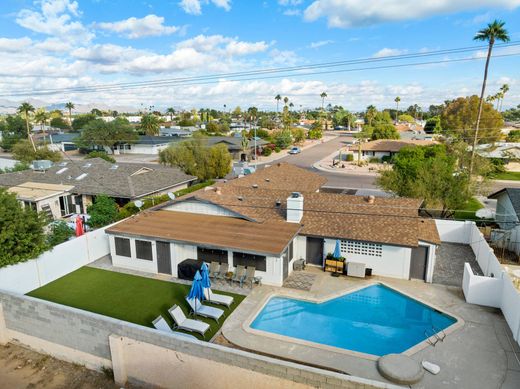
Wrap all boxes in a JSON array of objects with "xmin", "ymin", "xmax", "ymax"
[{"xmin": 341, "ymin": 240, "xmax": 382, "ymax": 257}]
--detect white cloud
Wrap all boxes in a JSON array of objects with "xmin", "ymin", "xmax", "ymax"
[
  {"xmin": 34, "ymin": 38, "xmax": 72, "ymax": 52},
  {"xmin": 71, "ymin": 44, "xmax": 146, "ymax": 65},
  {"xmin": 178, "ymin": 0, "xmax": 231, "ymax": 15},
  {"xmin": 16, "ymin": 0, "xmax": 93, "ymax": 43},
  {"xmin": 177, "ymin": 34, "xmax": 269, "ymax": 56},
  {"xmin": 0, "ymin": 37, "xmax": 33, "ymax": 53},
  {"xmin": 372, "ymin": 48, "xmax": 407, "ymax": 58},
  {"xmin": 304, "ymin": 0, "xmax": 520, "ymax": 28},
  {"xmin": 96, "ymin": 15, "xmax": 179, "ymax": 39},
  {"xmin": 278, "ymin": 0, "xmax": 303, "ymax": 5},
  {"xmin": 283, "ymin": 9, "xmax": 301, "ymax": 16},
  {"xmin": 309, "ymin": 40, "xmax": 334, "ymax": 49}
]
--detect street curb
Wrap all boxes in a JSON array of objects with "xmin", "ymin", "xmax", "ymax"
[{"xmin": 312, "ymin": 149, "xmax": 380, "ymax": 176}]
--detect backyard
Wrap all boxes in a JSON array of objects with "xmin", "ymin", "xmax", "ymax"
[{"xmin": 26, "ymin": 267, "xmax": 245, "ymax": 340}]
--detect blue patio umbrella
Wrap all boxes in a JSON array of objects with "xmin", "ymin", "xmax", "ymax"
[
  {"xmin": 200, "ymin": 262, "xmax": 211, "ymax": 289},
  {"xmin": 187, "ymin": 270, "xmax": 206, "ymax": 304},
  {"xmin": 333, "ymin": 239, "xmax": 342, "ymax": 259}
]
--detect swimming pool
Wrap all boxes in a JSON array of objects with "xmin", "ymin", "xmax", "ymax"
[{"xmin": 250, "ymin": 284, "xmax": 456, "ymax": 356}]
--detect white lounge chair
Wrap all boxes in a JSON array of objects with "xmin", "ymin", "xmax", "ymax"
[
  {"xmin": 186, "ymin": 297, "xmax": 224, "ymax": 323},
  {"xmin": 168, "ymin": 305, "xmax": 210, "ymax": 339},
  {"xmin": 152, "ymin": 315, "xmax": 198, "ymax": 340},
  {"xmin": 204, "ymin": 288, "xmax": 234, "ymax": 307}
]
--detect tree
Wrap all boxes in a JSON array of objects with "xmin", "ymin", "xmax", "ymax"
[
  {"xmin": 76, "ymin": 117, "xmax": 138, "ymax": 153},
  {"xmin": 291, "ymin": 127, "xmax": 306, "ymax": 144},
  {"xmin": 12, "ymin": 140, "xmax": 62, "ymax": 164},
  {"xmin": 65, "ymin": 102, "xmax": 75, "ymax": 128},
  {"xmin": 377, "ymin": 145, "xmax": 472, "ymax": 218},
  {"xmin": 441, "ymin": 96, "xmax": 503, "ymax": 144},
  {"xmin": 273, "ymin": 129, "xmax": 293, "ymax": 148},
  {"xmin": 424, "ymin": 116, "xmax": 442, "ymax": 134},
  {"xmin": 50, "ymin": 116, "xmax": 69, "ymax": 129},
  {"xmin": 17, "ymin": 102, "xmax": 36, "ymax": 151},
  {"xmin": 398, "ymin": 114, "xmax": 415, "ymax": 123},
  {"xmin": 308, "ymin": 121, "xmax": 323, "ymax": 140},
  {"xmin": 499, "ymin": 84, "xmax": 510, "ymax": 112},
  {"xmin": 507, "ymin": 130, "xmax": 520, "ymax": 142},
  {"xmin": 140, "ymin": 113, "xmax": 161, "ymax": 136},
  {"xmin": 34, "ymin": 108, "xmax": 50, "ymax": 144},
  {"xmin": 159, "ymin": 139, "xmax": 232, "ymax": 180},
  {"xmin": 365, "ymin": 105, "xmax": 377, "ymax": 126},
  {"xmin": 503, "ymin": 105, "xmax": 520, "ymax": 121},
  {"xmin": 87, "ymin": 195, "xmax": 119, "ymax": 228},
  {"xmin": 371, "ymin": 124, "xmax": 400, "ymax": 140},
  {"xmin": 166, "ymin": 107, "xmax": 175, "ymax": 121},
  {"xmin": 72, "ymin": 113, "xmax": 97, "ymax": 131},
  {"xmin": 470, "ymin": 20, "xmax": 510, "ymax": 175},
  {"xmin": 320, "ymin": 92, "xmax": 327, "ymax": 110},
  {"xmin": 232, "ymin": 106, "xmax": 242, "ymax": 118},
  {"xmin": 354, "ymin": 126, "xmax": 373, "ymax": 166},
  {"xmin": 85, "ymin": 150, "xmax": 116, "ymax": 163},
  {"xmin": 90, "ymin": 108, "xmax": 102, "ymax": 116},
  {"xmin": 275, "ymin": 94, "xmax": 282, "ymax": 114},
  {"xmin": 0, "ymin": 188, "xmax": 48, "ymax": 267},
  {"xmin": 394, "ymin": 96, "xmax": 401, "ymax": 122},
  {"xmin": 0, "ymin": 115, "xmax": 27, "ymax": 151},
  {"xmin": 47, "ymin": 221, "xmax": 74, "ymax": 247}
]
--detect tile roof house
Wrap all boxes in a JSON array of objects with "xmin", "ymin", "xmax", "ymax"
[
  {"xmin": 349, "ymin": 139, "xmax": 437, "ymax": 161},
  {"xmin": 0, "ymin": 158, "xmax": 197, "ymax": 216},
  {"xmin": 105, "ymin": 163, "xmax": 440, "ymax": 286}
]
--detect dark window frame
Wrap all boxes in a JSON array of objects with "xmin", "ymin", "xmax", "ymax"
[
  {"xmin": 114, "ymin": 237, "xmax": 131, "ymax": 257},
  {"xmin": 197, "ymin": 247, "xmax": 228, "ymax": 263},
  {"xmin": 232, "ymin": 252, "xmax": 266, "ymax": 272},
  {"xmin": 135, "ymin": 239, "xmax": 153, "ymax": 261}
]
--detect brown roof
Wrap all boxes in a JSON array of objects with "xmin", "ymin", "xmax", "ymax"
[
  {"xmin": 227, "ymin": 162, "xmax": 326, "ymax": 193},
  {"xmin": 351, "ymin": 139, "xmax": 436, "ymax": 153},
  {"xmin": 417, "ymin": 218, "xmax": 441, "ymax": 245},
  {"xmin": 106, "ymin": 210, "xmax": 300, "ymax": 256},
  {"xmin": 190, "ymin": 186, "xmax": 431, "ymax": 247}
]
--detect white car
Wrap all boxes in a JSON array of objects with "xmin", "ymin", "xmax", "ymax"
[{"xmin": 289, "ymin": 147, "xmax": 301, "ymax": 154}]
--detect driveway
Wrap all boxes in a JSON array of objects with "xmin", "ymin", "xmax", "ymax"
[{"xmin": 433, "ymin": 243, "xmax": 483, "ymax": 286}]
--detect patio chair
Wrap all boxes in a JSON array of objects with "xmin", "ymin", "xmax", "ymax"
[
  {"xmin": 168, "ymin": 305, "xmax": 210, "ymax": 339},
  {"xmin": 215, "ymin": 263, "xmax": 229, "ymax": 282},
  {"xmin": 242, "ymin": 266, "xmax": 256, "ymax": 288},
  {"xmin": 152, "ymin": 315, "xmax": 198, "ymax": 340},
  {"xmin": 204, "ymin": 287, "xmax": 234, "ymax": 307},
  {"xmin": 209, "ymin": 261, "xmax": 220, "ymax": 279},
  {"xmin": 227, "ymin": 265, "xmax": 246, "ymax": 286},
  {"xmin": 186, "ymin": 297, "xmax": 224, "ymax": 323}
]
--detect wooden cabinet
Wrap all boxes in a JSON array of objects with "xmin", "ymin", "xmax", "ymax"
[{"xmin": 324, "ymin": 259, "xmax": 344, "ymax": 274}]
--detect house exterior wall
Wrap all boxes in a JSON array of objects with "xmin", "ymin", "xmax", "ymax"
[
  {"xmin": 163, "ymin": 200, "xmax": 238, "ymax": 217},
  {"xmin": 118, "ymin": 143, "xmax": 170, "ymax": 155},
  {"xmin": 494, "ymin": 192, "xmax": 519, "ymax": 230}
]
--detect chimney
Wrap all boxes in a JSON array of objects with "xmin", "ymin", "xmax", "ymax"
[{"xmin": 287, "ymin": 192, "xmax": 303, "ymax": 223}]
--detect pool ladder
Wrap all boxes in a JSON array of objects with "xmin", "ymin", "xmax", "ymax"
[{"xmin": 424, "ymin": 326, "xmax": 446, "ymax": 347}]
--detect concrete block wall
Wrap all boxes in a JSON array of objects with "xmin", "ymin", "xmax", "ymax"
[{"xmin": 0, "ymin": 290, "xmax": 396, "ymax": 389}]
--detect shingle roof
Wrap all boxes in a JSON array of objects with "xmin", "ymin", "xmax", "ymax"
[
  {"xmin": 350, "ymin": 139, "xmax": 436, "ymax": 152},
  {"xmin": 488, "ymin": 188, "xmax": 520, "ymax": 217},
  {"xmin": 106, "ymin": 210, "xmax": 300, "ymax": 256},
  {"xmin": 0, "ymin": 158, "xmax": 196, "ymax": 199}
]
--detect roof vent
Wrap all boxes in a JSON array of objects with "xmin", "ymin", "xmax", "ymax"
[
  {"xmin": 265, "ymin": 178, "xmax": 270, "ymax": 182},
  {"xmin": 238, "ymin": 196, "xmax": 243, "ymax": 201},
  {"xmin": 365, "ymin": 195, "xmax": 375, "ymax": 204},
  {"xmin": 275, "ymin": 200, "xmax": 281, "ymax": 207},
  {"xmin": 291, "ymin": 192, "xmax": 302, "ymax": 199},
  {"xmin": 252, "ymin": 184, "xmax": 258, "ymax": 189}
]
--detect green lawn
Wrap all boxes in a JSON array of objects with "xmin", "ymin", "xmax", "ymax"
[
  {"xmin": 492, "ymin": 171, "xmax": 520, "ymax": 181},
  {"xmin": 27, "ymin": 267, "xmax": 245, "ymax": 340},
  {"xmin": 453, "ymin": 197, "xmax": 484, "ymax": 220}
]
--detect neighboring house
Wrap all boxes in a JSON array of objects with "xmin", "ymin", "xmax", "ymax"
[
  {"xmin": 159, "ymin": 127, "xmax": 193, "ymax": 137},
  {"xmin": 49, "ymin": 133, "xmax": 80, "ymax": 152},
  {"xmin": 0, "ymin": 157, "xmax": 16, "ymax": 170},
  {"xmin": 105, "ymin": 163, "xmax": 440, "ymax": 286},
  {"xmin": 116, "ymin": 136, "xmax": 180, "ymax": 155},
  {"xmin": 204, "ymin": 136, "xmax": 267, "ymax": 161},
  {"xmin": 0, "ymin": 158, "xmax": 197, "ymax": 217},
  {"xmin": 349, "ymin": 139, "xmax": 436, "ymax": 161},
  {"xmin": 476, "ymin": 143, "xmax": 520, "ymax": 160},
  {"xmin": 8, "ymin": 182, "xmax": 75, "ymax": 220},
  {"xmin": 488, "ymin": 188, "xmax": 520, "ymax": 256}
]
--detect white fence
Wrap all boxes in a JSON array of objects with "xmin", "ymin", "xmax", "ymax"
[
  {"xmin": 436, "ymin": 219, "xmax": 520, "ymax": 344},
  {"xmin": 0, "ymin": 227, "xmax": 111, "ymax": 294}
]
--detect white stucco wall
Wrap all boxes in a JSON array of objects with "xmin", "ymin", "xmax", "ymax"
[
  {"xmin": 119, "ymin": 144, "xmax": 170, "ymax": 155},
  {"xmin": 110, "ymin": 236, "xmax": 158, "ymax": 273},
  {"xmin": 163, "ymin": 200, "xmax": 239, "ymax": 217}
]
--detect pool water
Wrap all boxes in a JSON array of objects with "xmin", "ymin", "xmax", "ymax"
[{"xmin": 250, "ymin": 284, "xmax": 456, "ymax": 356}]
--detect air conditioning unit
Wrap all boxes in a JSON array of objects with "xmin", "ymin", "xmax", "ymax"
[
  {"xmin": 347, "ymin": 262, "xmax": 366, "ymax": 278},
  {"xmin": 32, "ymin": 160, "xmax": 53, "ymax": 171}
]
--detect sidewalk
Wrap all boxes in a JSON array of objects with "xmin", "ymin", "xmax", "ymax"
[{"xmin": 313, "ymin": 147, "xmax": 386, "ymax": 176}]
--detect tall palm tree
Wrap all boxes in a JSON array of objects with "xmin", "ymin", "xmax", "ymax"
[
  {"xmin": 365, "ymin": 105, "xmax": 377, "ymax": 127},
  {"xmin": 65, "ymin": 102, "xmax": 74, "ymax": 129},
  {"xmin": 17, "ymin": 102, "xmax": 36, "ymax": 151},
  {"xmin": 320, "ymin": 92, "xmax": 327, "ymax": 110},
  {"xmin": 140, "ymin": 113, "xmax": 161, "ymax": 136},
  {"xmin": 283, "ymin": 96, "xmax": 289, "ymax": 106},
  {"xmin": 470, "ymin": 20, "xmax": 510, "ymax": 175},
  {"xmin": 394, "ymin": 96, "xmax": 401, "ymax": 122},
  {"xmin": 499, "ymin": 84, "xmax": 510, "ymax": 112},
  {"xmin": 275, "ymin": 94, "xmax": 281, "ymax": 113},
  {"xmin": 166, "ymin": 107, "xmax": 175, "ymax": 121},
  {"xmin": 34, "ymin": 108, "xmax": 50, "ymax": 145}
]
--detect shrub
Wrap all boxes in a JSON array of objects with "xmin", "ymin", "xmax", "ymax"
[
  {"xmin": 87, "ymin": 195, "xmax": 119, "ymax": 228},
  {"xmin": 381, "ymin": 155, "xmax": 393, "ymax": 163},
  {"xmin": 274, "ymin": 147, "xmax": 281, "ymax": 153},
  {"xmin": 369, "ymin": 157, "xmax": 381, "ymax": 163},
  {"xmin": 345, "ymin": 154, "xmax": 354, "ymax": 162},
  {"xmin": 47, "ymin": 221, "xmax": 74, "ymax": 247},
  {"xmin": 262, "ymin": 147, "xmax": 272, "ymax": 156},
  {"xmin": 85, "ymin": 151, "xmax": 116, "ymax": 163}
]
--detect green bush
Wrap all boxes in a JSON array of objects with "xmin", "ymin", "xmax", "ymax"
[
  {"xmin": 87, "ymin": 195, "xmax": 119, "ymax": 228},
  {"xmin": 345, "ymin": 154, "xmax": 354, "ymax": 162},
  {"xmin": 85, "ymin": 151, "xmax": 116, "ymax": 163},
  {"xmin": 381, "ymin": 155, "xmax": 393, "ymax": 163},
  {"xmin": 262, "ymin": 147, "xmax": 272, "ymax": 156},
  {"xmin": 274, "ymin": 147, "xmax": 281, "ymax": 153},
  {"xmin": 47, "ymin": 221, "xmax": 74, "ymax": 247},
  {"xmin": 369, "ymin": 157, "xmax": 381, "ymax": 163}
]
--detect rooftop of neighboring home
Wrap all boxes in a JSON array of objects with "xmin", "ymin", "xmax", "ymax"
[
  {"xmin": 107, "ymin": 163, "xmax": 439, "ymax": 250},
  {"xmin": 475, "ymin": 142, "xmax": 520, "ymax": 159},
  {"xmin": 0, "ymin": 158, "xmax": 197, "ymax": 199},
  {"xmin": 350, "ymin": 139, "xmax": 437, "ymax": 153},
  {"xmin": 7, "ymin": 182, "xmax": 74, "ymax": 201},
  {"xmin": 488, "ymin": 187, "xmax": 520, "ymax": 218},
  {"xmin": 205, "ymin": 136, "xmax": 268, "ymax": 150}
]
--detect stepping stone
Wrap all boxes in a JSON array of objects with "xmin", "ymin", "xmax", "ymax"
[{"xmin": 377, "ymin": 354, "xmax": 424, "ymax": 385}]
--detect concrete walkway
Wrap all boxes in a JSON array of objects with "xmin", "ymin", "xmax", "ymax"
[{"xmin": 222, "ymin": 267, "xmax": 520, "ymax": 388}]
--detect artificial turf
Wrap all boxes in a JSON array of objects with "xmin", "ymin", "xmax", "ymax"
[{"xmin": 26, "ymin": 267, "xmax": 245, "ymax": 340}]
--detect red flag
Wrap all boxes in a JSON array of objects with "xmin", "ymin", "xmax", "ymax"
[{"xmin": 75, "ymin": 215, "xmax": 84, "ymax": 237}]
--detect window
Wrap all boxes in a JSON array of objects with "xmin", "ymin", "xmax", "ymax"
[
  {"xmin": 23, "ymin": 201, "xmax": 37, "ymax": 211},
  {"xmin": 233, "ymin": 252, "xmax": 266, "ymax": 271},
  {"xmin": 59, "ymin": 195, "xmax": 74, "ymax": 216},
  {"xmin": 135, "ymin": 240, "xmax": 153, "ymax": 261},
  {"xmin": 197, "ymin": 247, "xmax": 228, "ymax": 263},
  {"xmin": 115, "ymin": 237, "xmax": 131, "ymax": 257},
  {"xmin": 341, "ymin": 240, "xmax": 382, "ymax": 257}
]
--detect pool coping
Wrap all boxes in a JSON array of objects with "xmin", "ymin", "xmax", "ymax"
[{"xmin": 241, "ymin": 281, "xmax": 465, "ymax": 362}]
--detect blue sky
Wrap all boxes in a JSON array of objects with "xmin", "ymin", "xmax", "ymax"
[{"xmin": 0, "ymin": 0, "xmax": 519, "ymax": 111}]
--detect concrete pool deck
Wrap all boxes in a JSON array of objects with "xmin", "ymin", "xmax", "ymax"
[{"xmin": 222, "ymin": 267, "xmax": 520, "ymax": 388}]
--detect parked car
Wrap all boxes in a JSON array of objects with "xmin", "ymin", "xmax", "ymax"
[{"xmin": 289, "ymin": 147, "xmax": 301, "ymax": 154}]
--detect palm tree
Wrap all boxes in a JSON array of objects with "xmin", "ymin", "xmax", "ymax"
[
  {"xmin": 166, "ymin": 107, "xmax": 175, "ymax": 121},
  {"xmin": 499, "ymin": 84, "xmax": 510, "ymax": 112},
  {"xmin": 283, "ymin": 96, "xmax": 289, "ymax": 107},
  {"xmin": 34, "ymin": 108, "xmax": 50, "ymax": 145},
  {"xmin": 470, "ymin": 20, "xmax": 510, "ymax": 175},
  {"xmin": 365, "ymin": 105, "xmax": 377, "ymax": 127},
  {"xmin": 65, "ymin": 102, "xmax": 74, "ymax": 129},
  {"xmin": 140, "ymin": 113, "xmax": 161, "ymax": 136},
  {"xmin": 17, "ymin": 102, "xmax": 36, "ymax": 151},
  {"xmin": 394, "ymin": 96, "xmax": 401, "ymax": 122},
  {"xmin": 275, "ymin": 94, "xmax": 282, "ymax": 113},
  {"xmin": 320, "ymin": 92, "xmax": 327, "ymax": 110}
]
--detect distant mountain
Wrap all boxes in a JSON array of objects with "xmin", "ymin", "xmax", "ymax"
[{"xmin": 0, "ymin": 98, "xmax": 139, "ymax": 114}]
